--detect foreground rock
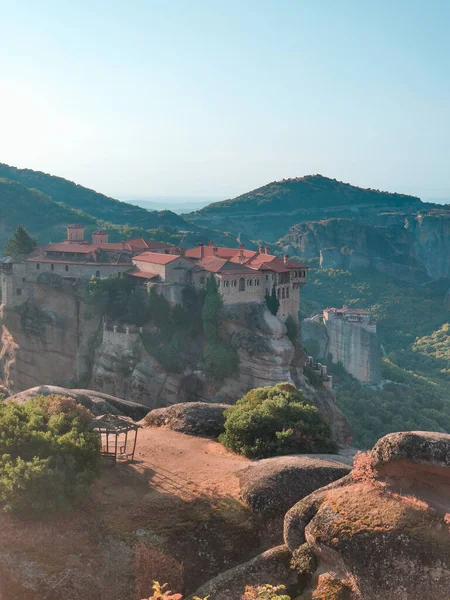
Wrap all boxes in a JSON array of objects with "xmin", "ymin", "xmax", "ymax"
[
  {"xmin": 7, "ymin": 385, "xmax": 149, "ymax": 420},
  {"xmin": 284, "ymin": 431, "xmax": 450, "ymax": 600},
  {"xmin": 239, "ymin": 456, "xmax": 350, "ymax": 519},
  {"xmin": 188, "ymin": 545, "xmax": 298, "ymax": 600},
  {"xmin": 144, "ymin": 401, "xmax": 230, "ymax": 437}
]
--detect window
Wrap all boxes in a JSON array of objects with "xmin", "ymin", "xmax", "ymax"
[
  {"xmin": 286, "ymin": 287, "xmax": 289, "ymax": 298},
  {"xmin": 65, "ymin": 265, "xmax": 69, "ymax": 272},
  {"xmin": 224, "ymin": 280, "xmax": 229, "ymax": 288},
  {"xmin": 239, "ymin": 277, "xmax": 245, "ymax": 291},
  {"xmin": 50, "ymin": 264, "xmax": 54, "ymax": 271},
  {"xmin": 265, "ymin": 274, "xmax": 269, "ymax": 281},
  {"xmin": 96, "ymin": 270, "xmax": 101, "ymax": 278},
  {"xmin": 200, "ymin": 277, "xmax": 205, "ymax": 284},
  {"xmin": 255, "ymin": 278, "xmax": 260, "ymax": 286},
  {"xmin": 277, "ymin": 288, "xmax": 280, "ymax": 298},
  {"xmin": 36, "ymin": 263, "xmax": 40, "ymax": 270},
  {"xmin": 22, "ymin": 277, "xmax": 26, "ymax": 282},
  {"xmin": 16, "ymin": 288, "xmax": 21, "ymax": 296},
  {"xmin": 232, "ymin": 279, "xmax": 237, "ymax": 287},
  {"xmin": 247, "ymin": 279, "xmax": 252, "ymax": 286},
  {"xmin": 282, "ymin": 288, "xmax": 285, "ymax": 299}
]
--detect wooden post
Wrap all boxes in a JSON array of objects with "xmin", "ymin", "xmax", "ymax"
[
  {"xmin": 131, "ymin": 426, "xmax": 138, "ymax": 461},
  {"xmin": 114, "ymin": 433, "xmax": 118, "ymax": 464}
]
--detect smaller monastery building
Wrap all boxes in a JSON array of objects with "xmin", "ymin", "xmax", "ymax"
[{"xmin": 0, "ymin": 226, "xmax": 308, "ymax": 322}]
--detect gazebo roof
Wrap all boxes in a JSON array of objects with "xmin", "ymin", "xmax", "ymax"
[{"xmin": 91, "ymin": 413, "xmax": 140, "ymax": 434}]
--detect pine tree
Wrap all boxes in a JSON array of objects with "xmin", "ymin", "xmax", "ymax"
[{"xmin": 4, "ymin": 226, "xmax": 37, "ymax": 257}]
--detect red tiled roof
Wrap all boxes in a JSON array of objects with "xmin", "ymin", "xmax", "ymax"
[
  {"xmin": 38, "ymin": 243, "xmax": 98, "ymax": 254},
  {"xmin": 67, "ymin": 224, "xmax": 85, "ymax": 229},
  {"xmin": 93, "ymin": 229, "xmax": 108, "ymax": 235},
  {"xmin": 184, "ymin": 246, "xmax": 257, "ymax": 261},
  {"xmin": 133, "ymin": 252, "xmax": 180, "ymax": 265},
  {"xmin": 26, "ymin": 257, "xmax": 131, "ymax": 266},
  {"xmin": 127, "ymin": 270, "xmax": 158, "ymax": 280},
  {"xmin": 197, "ymin": 257, "xmax": 258, "ymax": 274}
]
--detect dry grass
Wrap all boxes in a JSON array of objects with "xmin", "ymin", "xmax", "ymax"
[
  {"xmin": 325, "ymin": 483, "xmax": 449, "ymax": 547},
  {"xmin": 134, "ymin": 544, "xmax": 183, "ymax": 600}
]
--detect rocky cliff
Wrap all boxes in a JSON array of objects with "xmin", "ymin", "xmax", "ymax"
[
  {"xmin": 281, "ymin": 212, "xmax": 450, "ymax": 281},
  {"xmin": 0, "ymin": 281, "xmax": 352, "ymax": 445},
  {"xmin": 302, "ymin": 314, "xmax": 381, "ymax": 385}
]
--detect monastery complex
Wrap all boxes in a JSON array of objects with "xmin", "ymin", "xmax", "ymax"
[{"xmin": 0, "ymin": 225, "xmax": 308, "ymax": 322}]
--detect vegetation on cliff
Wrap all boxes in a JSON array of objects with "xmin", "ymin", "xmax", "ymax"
[
  {"xmin": 0, "ymin": 395, "xmax": 100, "ymax": 516},
  {"xmin": 219, "ymin": 383, "xmax": 336, "ymax": 458},
  {"xmin": 202, "ymin": 275, "xmax": 239, "ymax": 382},
  {"xmin": 302, "ymin": 267, "xmax": 450, "ymax": 447}
]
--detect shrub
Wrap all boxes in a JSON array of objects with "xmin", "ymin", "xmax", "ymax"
[
  {"xmin": 203, "ymin": 339, "xmax": 239, "ymax": 382},
  {"xmin": 219, "ymin": 383, "xmax": 337, "ymax": 459},
  {"xmin": 242, "ymin": 584, "xmax": 291, "ymax": 599},
  {"xmin": 0, "ymin": 395, "xmax": 100, "ymax": 516}
]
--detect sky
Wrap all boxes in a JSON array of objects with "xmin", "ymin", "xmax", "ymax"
[{"xmin": 1, "ymin": 0, "xmax": 449, "ymax": 202}]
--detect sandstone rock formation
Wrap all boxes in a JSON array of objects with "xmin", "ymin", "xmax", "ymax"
[
  {"xmin": 144, "ymin": 401, "xmax": 230, "ymax": 437},
  {"xmin": 302, "ymin": 313, "xmax": 381, "ymax": 385},
  {"xmin": 282, "ymin": 214, "xmax": 450, "ymax": 281},
  {"xmin": 188, "ymin": 545, "xmax": 298, "ymax": 600},
  {"xmin": 238, "ymin": 456, "xmax": 350, "ymax": 519},
  {"xmin": 6, "ymin": 384, "xmax": 149, "ymax": 419},
  {"xmin": 284, "ymin": 431, "xmax": 450, "ymax": 600},
  {"xmin": 0, "ymin": 280, "xmax": 351, "ymax": 445}
]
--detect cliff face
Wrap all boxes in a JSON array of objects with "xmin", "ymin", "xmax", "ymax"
[
  {"xmin": 0, "ymin": 285, "xmax": 352, "ymax": 445},
  {"xmin": 282, "ymin": 213, "xmax": 450, "ymax": 281},
  {"xmin": 302, "ymin": 314, "xmax": 381, "ymax": 385}
]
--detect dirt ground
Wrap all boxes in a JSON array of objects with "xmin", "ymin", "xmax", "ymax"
[{"xmin": 0, "ymin": 429, "xmax": 257, "ymax": 600}]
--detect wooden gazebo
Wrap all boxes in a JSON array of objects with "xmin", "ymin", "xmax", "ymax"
[{"xmin": 91, "ymin": 414, "xmax": 140, "ymax": 463}]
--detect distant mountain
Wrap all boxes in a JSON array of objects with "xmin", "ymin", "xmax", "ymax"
[
  {"xmin": 185, "ymin": 175, "xmax": 424, "ymax": 241},
  {"xmin": 0, "ymin": 163, "xmax": 187, "ymax": 230},
  {"xmin": 126, "ymin": 197, "xmax": 216, "ymax": 214}
]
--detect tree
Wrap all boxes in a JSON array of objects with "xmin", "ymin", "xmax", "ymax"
[
  {"xmin": 265, "ymin": 286, "xmax": 280, "ymax": 316},
  {"xmin": 0, "ymin": 395, "xmax": 100, "ymax": 516},
  {"xmin": 4, "ymin": 225, "xmax": 37, "ymax": 257},
  {"xmin": 219, "ymin": 383, "xmax": 337, "ymax": 458}
]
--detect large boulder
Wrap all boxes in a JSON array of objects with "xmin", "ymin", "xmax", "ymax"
[
  {"xmin": 283, "ymin": 431, "xmax": 450, "ymax": 600},
  {"xmin": 188, "ymin": 545, "xmax": 298, "ymax": 600},
  {"xmin": 239, "ymin": 456, "xmax": 350, "ymax": 519},
  {"xmin": 144, "ymin": 402, "xmax": 230, "ymax": 437},
  {"xmin": 6, "ymin": 385, "xmax": 149, "ymax": 420}
]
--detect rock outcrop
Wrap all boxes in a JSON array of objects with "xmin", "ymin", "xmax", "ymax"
[
  {"xmin": 188, "ymin": 545, "xmax": 298, "ymax": 600},
  {"xmin": 144, "ymin": 402, "xmax": 230, "ymax": 437},
  {"xmin": 7, "ymin": 384, "xmax": 149, "ymax": 419},
  {"xmin": 302, "ymin": 313, "xmax": 381, "ymax": 385},
  {"xmin": 239, "ymin": 456, "xmax": 350, "ymax": 519},
  {"xmin": 284, "ymin": 431, "xmax": 450, "ymax": 600}
]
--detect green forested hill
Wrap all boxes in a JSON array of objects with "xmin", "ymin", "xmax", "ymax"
[
  {"xmin": 0, "ymin": 178, "xmax": 96, "ymax": 247},
  {"xmin": 189, "ymin": 175, "xmax": 422, "ymax": 216},
  {"xmin": 0, "ymin": 162, "xmax": 187, "ymax": 229}
]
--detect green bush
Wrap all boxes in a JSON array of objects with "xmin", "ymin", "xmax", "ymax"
[
  {"xmin": 0, "ymin": 395, "xmax": 100, "ymax": 516},
  {"xmin": 219, "ymin": 383, "xmax": 337, "ymax": 458},
  {"xmin": 203, "ymin": 339, "xmax": 239, "ymax": 382}
]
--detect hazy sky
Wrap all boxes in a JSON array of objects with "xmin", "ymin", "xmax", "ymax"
[{"xmin": 1, "ymin": 0, "xmax": 449, "ymax": 202}]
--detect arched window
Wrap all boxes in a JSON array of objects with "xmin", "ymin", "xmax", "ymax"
[
  {"xmin": 282, "ymin": 288, "xmax": 285, "ymax": 299},
  {"xmin": 36, "ymin": 263, "xmax": 40, "ymax": 270},
  {"xmin": 65, "ymin": 265, "xmax": 69, "ymax": 272},
  {"xmin": 224, "ymin": 279, "xmax": 229, "ymax": 288},
  {"xmin": 96, "ymin": 270, "xmax": 100, "ymax": 278},
  {"xmin": 247, "ymin": 279, "xmax": 252, "ymax": 286},
  {"xmin": 286, "ymin": 287, "xmax": 289, "ymax": 298},
  {"xmin": 255, "ymin": 278, "xmax": 260, "ymax": 286},
  {"xmin": 232, "ymin": 279, "xmax": 237, "ymax": 287},
  {"xmin": 50, "ymin": 264, "xmax": 54, "ymax": 271},
  {"xmin": 239, "ymin": 277, "xmax": 245, "ymax": 291}
]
